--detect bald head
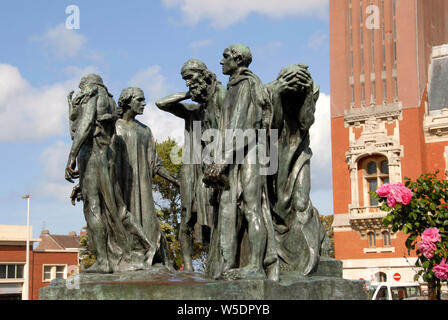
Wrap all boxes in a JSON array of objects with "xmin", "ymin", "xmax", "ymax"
[{"xmin": 227, "ymin": 43, "xmax": 252, "ymax": 67}]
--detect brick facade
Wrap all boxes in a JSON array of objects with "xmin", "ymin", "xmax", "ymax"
[
  {"xmin": 330, "ymin": 0, "xmax": 448, "ymax": 283},
  {"xmin": 0, "ymin": 226, "xmax": 80, "ymax": 300}
]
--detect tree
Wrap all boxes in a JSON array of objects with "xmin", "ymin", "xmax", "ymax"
[
  {"xmin": 373, "ymin": 171, "xmax": 448, "ymax": 300},
  {"xmin": 153, "ymin": 138, "xmax": 208, "ymax": 270},
  {"xmin": 79, "ymin": 226, "xmax": 96, "ymax": 270},
  {"xmin": 319, "ymin": 214, "xmax": 335, "ymax": 258},
  {"xmin": 152, "ymin": 138, "xmax": 182, "ymax": 268}
]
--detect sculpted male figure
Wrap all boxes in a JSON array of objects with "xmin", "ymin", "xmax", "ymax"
[
  {"xmin": 265, "ymin": 64, "xmax": 332, "ymax": 275},
  {"xmin": 155, "ymin": 59, "xmax": 225, "ymax": 272},
  {"xmin": 65, "ymin": 74, "xmax": 133, "ymax": 273},
  {"xmin": 205, "ymin": 44, "xmax": 277, "ymax": 280},
  {"xmin": 114, "ymin": 87, "xmax": 177, "ymax": 268}
]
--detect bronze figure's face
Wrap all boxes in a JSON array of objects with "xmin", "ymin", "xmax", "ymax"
[
  {"xmin": 220, "ymin": 48, "xmax": 239, "ymax": 76},
  {"xmin": 129, "ymin": 89, "xmax": 146, "ymax": 115},
  {"xmin": 182, "ymin": 68, "xmax": 207, "ymax": 103}
]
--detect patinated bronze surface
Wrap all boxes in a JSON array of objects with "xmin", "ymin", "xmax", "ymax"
[
  {"xmin": 65, "ymin": 46, "xmax": 331, "ymax": 280},
  {"xmin": 155, "ymin": 59, "xmax": 225, "ymax": 272},
  {"xmin": 65, "ymin": 78, "xmax": 175, "ymax": 273}
]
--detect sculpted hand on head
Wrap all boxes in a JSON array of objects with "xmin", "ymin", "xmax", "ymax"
[{"xmin": 276, "ymin": 64, "xmax": 313, "ymax": 96}]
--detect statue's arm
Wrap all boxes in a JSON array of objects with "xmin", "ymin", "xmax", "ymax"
[
  {"xmin": 67, "ymin": 91, "xmax": 75, "ymax": 139},
  {"xmin": 149, "ymin": 129, "xmax": 180, "ymax": 187},
  {"xmin": 156, "ymin": 167, "xmax": 180, "ymax": 187},
  {"xmin": 298, "ymin": 83, "xmax": 319, "ymax": 132},
  {"xmin": 155, "ymin": 92, "xmax": 199, "ymax": 119},
  {"xmin": 65, "ymin": 95, "xmax": 97, "ymax": 182},
  {"xmin": 267, "ymin": 81, "xmax": 284, "ymax": 130}
]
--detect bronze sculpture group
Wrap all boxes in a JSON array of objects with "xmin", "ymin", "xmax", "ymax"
[{"xmin": 65, "ymin": 43, "xmax": 332, "ymax": 281}]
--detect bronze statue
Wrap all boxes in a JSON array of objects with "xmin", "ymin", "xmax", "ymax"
[
  {"xmin": 65, "ymin": 74, "xmax": 134, "ymax": 273},
  {"xmin": 65, "ymin": 77, "xmax": 175, "ymax": 273},
  {"xmin": 204, "ymin": 44, "xmax": 278, "ymax": 280},
  {"xmin": 64, "ymin": 49, "xmax": 331, "ymax": 281},
  {"xmin": 265, "ymin": 64, "xmax": 332, "ymax": 275},
  {"xmin": 155, "ymin": 59, "xmax": 226, "ymax": 272},
  {"xmin": 114, "ymin": 87, "xmax": 176, "ymax": 269}
]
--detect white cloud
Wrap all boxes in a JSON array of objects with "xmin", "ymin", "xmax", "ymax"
[
  {"xmin": 31, "ymin": 24, "xmax": 88, "ymax": 59},
  {"xmin": 309, "ymin": 92, "xmax": 333, "ymax": 213},
  {"xmin": 129, "ymin": 65, "xmax": 171, "ymax": 100},
  {"xmin": 63, "ymin": 65, "xmax": 101, "ymax": 79},
  {"xmin": 162, "ymin": 0, "xmax": 328, "ymax": 29},
  {"xmin": 189, "ymin": 39, "xmax": 213, "ymax": 50},
  {"xmin": 35, "ymin": 140, "xmax": 74, "ymax": 203},
  {"xmin": 128, "ymin": 66, "xmax": 186, "ymax": 143},
  {"xmin": 0, "ymin": 64, "xmax": 98, "ymax": 141},
  {"xmin": 310, "ymin": 92, "xmax": 331, "ymax": 170}
]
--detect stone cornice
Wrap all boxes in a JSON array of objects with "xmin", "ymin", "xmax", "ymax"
[
  {"xmin": 344, "ymin": 103, "xmax": 402, "ymax": 127},
  {"xmin": 423, "ymin": 108, "xmax": 448, "ymax": 143}
]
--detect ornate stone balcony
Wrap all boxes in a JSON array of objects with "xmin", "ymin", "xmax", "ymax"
[{"xmin": 348, "ymin": 205, "xmax": 390, "ymax": 234}]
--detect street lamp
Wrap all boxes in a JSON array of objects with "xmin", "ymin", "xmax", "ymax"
[{"xmin": 21, "ymin": 194, "xmax": 30, "ymax": 300}]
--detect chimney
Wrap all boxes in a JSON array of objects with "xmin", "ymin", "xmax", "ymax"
[
  {"xmin": 68, "ymin": 231, "xmax": 77, "ymax": 236},
  {"xmin": 40, "ymin": 230, "xmax": 50, "ymax": 237}
]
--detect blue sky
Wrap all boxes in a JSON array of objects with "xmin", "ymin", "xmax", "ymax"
[{"xmin": 0, "ymin": 0, "xmax": 332, "ymax": 238}]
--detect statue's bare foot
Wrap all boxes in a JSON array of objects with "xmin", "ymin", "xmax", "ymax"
[
  {"xmin": 83, "ymin": 261, "xmax": 112, "ymax": 274},
  {"xmin": 220, "ymin": 266, "xmax": 266, "ymax": 281}
]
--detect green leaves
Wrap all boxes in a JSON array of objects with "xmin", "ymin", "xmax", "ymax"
[{"xmin": 377, "ymin": 171, "xmax": 448, "ymax": 293}]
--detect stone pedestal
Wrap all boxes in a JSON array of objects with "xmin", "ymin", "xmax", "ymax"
[{"xmin": 39, "ymin": 259, "xmax": 368, "ymax": 300}]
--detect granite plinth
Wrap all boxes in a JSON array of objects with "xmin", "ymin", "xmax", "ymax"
[{"xmin": 39, "ymin": 259, "xmax": 368, "ymax": 300}]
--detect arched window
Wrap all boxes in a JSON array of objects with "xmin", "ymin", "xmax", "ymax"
[
  {"xmin": 383, "ymin": 231, "xmax": 391, "ymax": 246},
  {"xmin": 375, "ymin": 272, "xmax": 387, "ymax": 282},
  {"xmin": 362, "ymin": 156, "xmax": 389, "ymax": 206},
  {"xmin": 368, "ymin": 232, "xmax": 376, "ymax": 248}
]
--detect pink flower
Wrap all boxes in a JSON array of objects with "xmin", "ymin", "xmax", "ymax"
[
  {"xmin": 422, "ymin": 227, "xmax": 442, "ymax": 243},
  {"xmin": 376, "ymin": 182, "xmax": 413, "ymax": 207},
  {"xmin": 433, "ymin": 259, "xmax": 448, "ymax": 280},
  {"xmin": 419, "ymin": 240, "xmax": 437, "ymax": 259},
  {"xmin": 376, "ymin": 184, "xmax": 391, "ymax": 197},
  {"xmin": 386, "ymin": 196, "xmax": 396, "ymax": 207}
]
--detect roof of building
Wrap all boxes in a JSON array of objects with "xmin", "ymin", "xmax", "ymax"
[
  {"xmin": 34, "ymin": 230, "xmax": 82, "ymax": 251},
  {"xmin": 0, "ymin": 225, "xmax": 41, "ymax": 243}
]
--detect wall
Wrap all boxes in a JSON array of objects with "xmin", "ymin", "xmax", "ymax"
[{"xmin": 31, "ymin": 251, "xmax": 78, "ymax": 300}]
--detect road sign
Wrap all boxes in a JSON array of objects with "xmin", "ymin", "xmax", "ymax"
[{"xmin": 393, "ymin": 273, "xmax": 401, "ymax": 281}]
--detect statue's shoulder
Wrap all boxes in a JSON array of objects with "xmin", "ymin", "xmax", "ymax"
[
  {"xmin": 135, "ymin": 119, "xmax": 152, "ymax": 134},
  {"xmin": 240, "ymin": 69, "xmax": 264, "ymax": 92}
]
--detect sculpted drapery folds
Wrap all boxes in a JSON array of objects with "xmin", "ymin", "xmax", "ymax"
[
  {"xmin": 265, "ymin": 64, "xmax": 332, "ymax": 275},
  {"xmin": 204, "ymin": 44, "xmax": 278, "ymax": 281},
  {"xmin": 65, "ymin": 49, "xmax": 332, "ymax": 279},
  {"xmin": 65, "ymin": 74, "xmax": 138, "ymax": 273},
  {"xmin": 113, "ymin": 87, "xmax": 176, "ymax": 269},
  {"xmin": 65, "ymin": 76, "xmax": 175, "ymax": 273},
  {"xmin": 155, "ymin": 59, "xmax": 226, "ymax": 272}
]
